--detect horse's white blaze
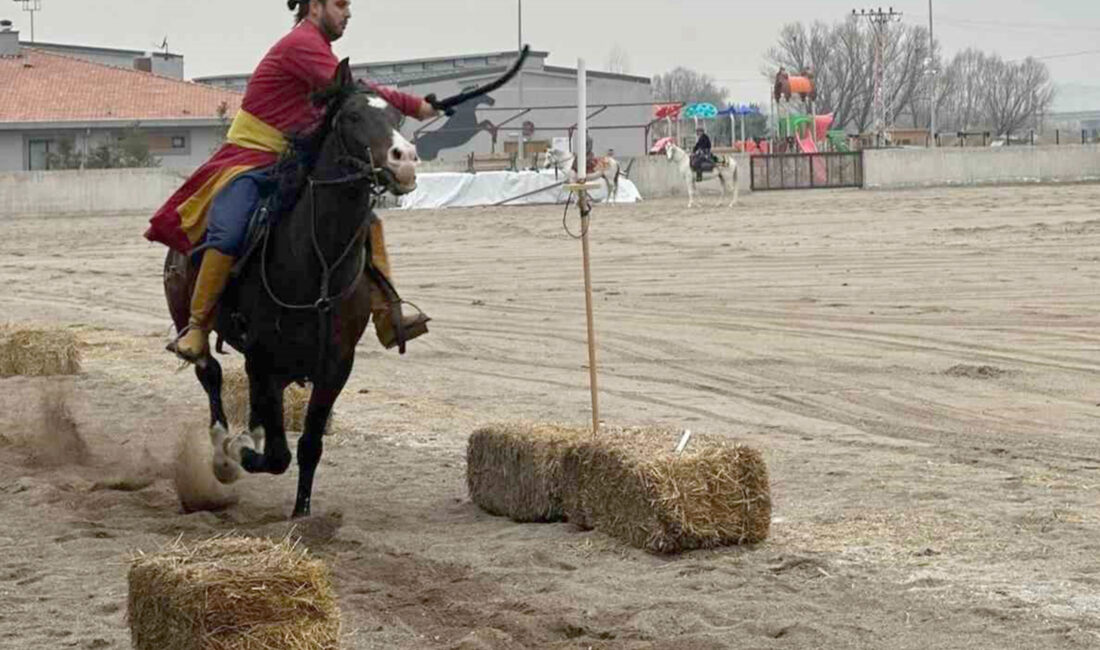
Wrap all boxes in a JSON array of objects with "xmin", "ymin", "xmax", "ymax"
[
  {"xmin": 367, "ymin": 96, "xmax": 390, "ymax": 111},
  {"xmin": 391, "ymin": 129, "xmax": 416, "ymax": 156}
]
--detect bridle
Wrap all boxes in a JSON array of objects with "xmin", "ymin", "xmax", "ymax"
[{"xmin": 259, "ymin": 91, "xmax": 401, "ymax": 377}]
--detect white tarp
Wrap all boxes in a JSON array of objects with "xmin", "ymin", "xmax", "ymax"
[{"xmin": 396, "ymin": 169, "xmax": 642, "ymax": 210}]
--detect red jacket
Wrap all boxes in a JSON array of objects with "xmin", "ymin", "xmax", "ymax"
[{"xmin": 145, "ymin": 20, "xmax": 423, "ymax": 253}]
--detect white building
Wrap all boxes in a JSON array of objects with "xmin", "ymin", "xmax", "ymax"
[{"xmin": 0, "ymin": 24, "xmax": 236, "ymax": 172}]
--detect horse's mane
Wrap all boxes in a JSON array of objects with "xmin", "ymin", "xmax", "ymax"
[{"xmin": 270, "ymin": 84, "xmax": 362, "ymax": 211}]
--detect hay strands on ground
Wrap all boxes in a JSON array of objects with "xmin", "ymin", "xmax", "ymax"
[
  {"xmin": 0, "ymin": 326, "xmax": 82, "ymax": 377},
  {"xmin": 128, "ymin": 534, "xmax": 340, "ymax": 650}
]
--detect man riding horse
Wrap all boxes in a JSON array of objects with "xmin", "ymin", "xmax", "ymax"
[
  {"xmin": 145, "ymin": 0, "xmax": 435, "ymax": 364},
  {"xmin": 691, "ymin": 126, "xmax": 714, "ymax": 182}
]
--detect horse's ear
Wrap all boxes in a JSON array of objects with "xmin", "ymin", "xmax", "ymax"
[{"xmin": 334, "ymin": 58, "xmax": 354, "ymax": 88}]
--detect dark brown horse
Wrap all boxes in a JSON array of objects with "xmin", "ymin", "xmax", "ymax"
[
  {"xmin": 164, "ymin": 50, "xmax": 530, "ymax": 519},
  {"xmin": 164, "ymin": 60, "xmax": 410, "ymax": 517}
]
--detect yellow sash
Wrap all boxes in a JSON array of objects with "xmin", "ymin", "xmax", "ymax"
[{"xmin": 226, "ymin": 109, "xmax": 288, "ymax": 155}]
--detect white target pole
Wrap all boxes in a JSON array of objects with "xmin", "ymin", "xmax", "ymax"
[{"xmin": 576, "ymin": 58, "xmax": 600, "ymax": 435}]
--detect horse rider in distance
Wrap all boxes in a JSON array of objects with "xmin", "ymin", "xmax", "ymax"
[
  {"xmin": 691, "ymin": 126, "xmax": 715, "ymax": 182},
  {"xmin": 145, "ymin": 0, "xmax": 436, "ymax": 364}
]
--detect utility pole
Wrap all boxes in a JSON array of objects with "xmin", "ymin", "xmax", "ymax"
[
  {"xmin": 517, "ymin": 0, "xmax": 525, "ymax": 164},
  {"xmin": 928, "ymin": 0, "xmax": 937, "ymax": 147},
  {"xmin": 853, "ymin": 7, "xmax": 903, "ymax": 147}
]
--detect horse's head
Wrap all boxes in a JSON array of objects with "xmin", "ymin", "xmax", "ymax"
[
  {"xmin": 665, "ymin": 143, "xmax": 678, "ymax": 161},
  {"xmin": 319, "ymin": 60, "xmax": 420, "ymax": 195}
]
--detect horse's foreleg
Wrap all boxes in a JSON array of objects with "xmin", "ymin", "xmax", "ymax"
[
  {"xmin": 687, "ymin": 178, "xmax": 695, "ymax": 209},
  {"xmin": 237, "ymin": 363, "xmax": 291, "ymax": 476},
  {"xmin": 293, "ymin": 362, "xmax": 352, "ymax": 518},
  {"xmin": 731, "ymin": 165, "xmax": 740, "ymax": 207}
]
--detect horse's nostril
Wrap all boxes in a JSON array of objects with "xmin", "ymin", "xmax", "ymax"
[{"xmin": 390, "ymin": 147, "xmax": 402, "ymax": 161}]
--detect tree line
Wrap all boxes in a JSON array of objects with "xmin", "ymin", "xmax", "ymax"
[{"xmin": 644, "ymin": 17, "xmax": 1055, "ymax": 138}]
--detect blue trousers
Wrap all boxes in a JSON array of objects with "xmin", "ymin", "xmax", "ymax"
[{"xmin": 204, "ymin": 168, "xmax": 275, "ymax": 257}]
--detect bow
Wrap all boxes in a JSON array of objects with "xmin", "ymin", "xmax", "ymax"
[{"xmin": 424, "ymin": 45, "xmax": 531, "ymax": 117}]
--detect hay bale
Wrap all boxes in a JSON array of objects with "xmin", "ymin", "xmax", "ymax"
[
  {"xmin": 128, "ymin": 535, "xmax": 340, "ymax": 650},
  {"xmin": 466, "ymin": 423, "xmax": 590, "ymax": 522},
  {"xmin": 221, "ymin": 368, "xmax": 321, "ymax": 433},
  {"xmin": 563, "ymin": 428, "xmax": 771, "ymax": 554},
  {"xmin": 0, "ymin": 327, "xmax": 81, "ymax": 377}
]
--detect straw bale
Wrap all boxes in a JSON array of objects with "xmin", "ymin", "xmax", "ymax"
[
  {"xmin": 563, "ymin": 427, "xmax": 771, "ymax": 554},
  {"xmin": 467, "ymin": 423, "xmax": 591, "ymax": 522},
  {"xmin": 0, "ymin": 327, "xmax": 81, "ymax": 377},
  {"xmin": 128, "ymin": 535, "xmax": 340, "ymax": 650},
  {"xmin": 222, "ymin": 368, "xmax": 322, "ymax": 433}
]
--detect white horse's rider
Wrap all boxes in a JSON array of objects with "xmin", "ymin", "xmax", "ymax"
[
  {"xmin": 691, "ymin": 126, "xmax": 714, "ymax": 182},
  {"xmin": 146, "ymin": 0, "xmax": 437, "ymax": 363}
]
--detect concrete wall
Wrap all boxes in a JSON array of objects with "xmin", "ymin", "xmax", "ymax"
[
  {"xmin": 0, "ymin": 168, "xmax": 186, "ymax": 218},
  {"xmin": 626, "ymin": 153, "xmax": 751, "ymax": 198},
  {"xmin": 864, "ymin": 145, "xmax": 1100, "ymax": 189}
]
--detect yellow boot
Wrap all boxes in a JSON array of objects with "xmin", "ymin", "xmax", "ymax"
[
  {"xmin": 368, "ymin": 219, "xmax": 430, "ymax": 352},
  {"xmin": 168, "ymin": 249, "xmax": 235, "ymax": 363}
]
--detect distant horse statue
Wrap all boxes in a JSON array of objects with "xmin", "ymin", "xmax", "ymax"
[
  {"xmin": 664, "ymin": 143, "xmax": 738, "ymax": 209},
  {"xmin": 162, "ymin": 59, "xmax": 522, "ymax": 518},
  {"xmin": 415, "ymin": 91, "xmax": 497, "ymax": 161},
  {"xmin": 544, "ymin": 147, "xmax": 622, "ymax": 203}
]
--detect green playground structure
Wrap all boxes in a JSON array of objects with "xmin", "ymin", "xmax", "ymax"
[{"xmin": 827, "ymin": 130, "xmax": 850, "ymax": 152}]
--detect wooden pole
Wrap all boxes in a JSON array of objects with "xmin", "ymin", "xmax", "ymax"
[{"xmin": 577, "ymin": 58, "xmax": 600, "ymax": 435}]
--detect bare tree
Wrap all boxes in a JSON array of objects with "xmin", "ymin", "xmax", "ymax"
[
  {"xmin": 766, "ymin": 18, "xmax": 930, "ymax": 133},
  {"xmin": 605, "ymin": 44, "xmax": 631, "ymax": 75},
  {"xmin": 652, "ymin": 67, "xmax": 729, "ymax": 106},
  {"xmin": 767, "ymin": 19, "xmax": 1055, "ymax": 138}
]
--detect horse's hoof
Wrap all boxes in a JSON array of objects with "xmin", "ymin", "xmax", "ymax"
[
  {"xmin": 209, "ymin": 423, "xmax": 242, "ymax": 484},
  {"xmin": 212, "ymin": 456, "xmax": 242, "ymax": 484},
  {"xmin": 226, "ymin": 432, "xmax": 258, "ymax": 465}
]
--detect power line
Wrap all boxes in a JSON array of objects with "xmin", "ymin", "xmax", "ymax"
[
  {"xmin": 937, "ymin": 17, "xmax": 1100, "ymax": 34},
  {"xmin": 1007, "ymin": 49, "xmax": 1100, "ymax": 64}
]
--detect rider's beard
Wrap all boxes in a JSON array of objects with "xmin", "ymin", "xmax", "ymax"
[{"xmin": 321, "ymin": 14, "xmax": 347, "ymax": 41}]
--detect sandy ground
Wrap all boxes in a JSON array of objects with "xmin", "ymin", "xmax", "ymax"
[{"xmin": 1, "ymin": 184, "xmax": 1100, "ymax": 649}]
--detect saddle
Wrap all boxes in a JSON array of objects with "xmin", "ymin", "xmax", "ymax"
[{"xmin": 691, "ymin": 151, "xmax": 717, "ymax": 173}]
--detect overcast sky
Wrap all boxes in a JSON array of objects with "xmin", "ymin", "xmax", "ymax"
[{"xmin": 10, "ymin": 1, "xmax": 1100, "ymax": 108}]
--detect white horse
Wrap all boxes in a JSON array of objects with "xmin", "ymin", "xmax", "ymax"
[
  {"xmin": 665, "ymin": 143, "xmax": 739, "ymax": 209},
  {"xmin": 545, "ymin": 148, "xmax": 622, "ymax": 202}
]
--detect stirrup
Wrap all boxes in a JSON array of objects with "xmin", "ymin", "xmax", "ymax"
[
  {"xmin": 387, "ymin": 300, "xmax": 430, "ymax": 355},
  {"xmin": 166, "ymin": 325, "xmax": 209, "ymax": 367}
]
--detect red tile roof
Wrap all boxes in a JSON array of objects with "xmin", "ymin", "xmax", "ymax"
[{"xmin": 0, "ymin": 48, "xmax": 242, "ymax": 123}]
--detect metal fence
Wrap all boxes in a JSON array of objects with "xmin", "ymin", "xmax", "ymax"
[{"xmin": 750, "ymin": 152, "xmax": 864, "ymax": 191}]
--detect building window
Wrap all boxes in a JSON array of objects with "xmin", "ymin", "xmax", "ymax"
[
  {"xmin": 147, "ymin": 133, "xmax": 188, "ymax": 155},
  {"xmin": 27, "ymin": 139, "xmax": 54, "ymax": 171}
]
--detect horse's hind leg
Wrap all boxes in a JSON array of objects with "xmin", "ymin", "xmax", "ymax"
[{"xmin": 293, "ymin": 361, "xmax": 352, "ymax": 518}]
